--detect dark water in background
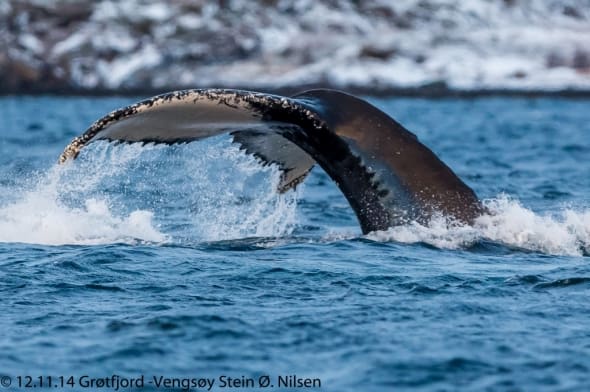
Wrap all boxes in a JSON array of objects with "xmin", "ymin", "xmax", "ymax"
[{"xmin": 0, "ymin": 96, "xmax": 589, "ymax": 391}]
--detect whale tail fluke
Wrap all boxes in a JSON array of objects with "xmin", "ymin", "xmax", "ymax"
[{"xmin": 59, "ymin": 88, "xmax": 482, "ymax": 234}]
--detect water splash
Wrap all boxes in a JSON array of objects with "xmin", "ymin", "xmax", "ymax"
[
  {"xmin": 0, "ymin": 139, "xmax": 300, "ymax": 246},
  {"xmin": 368, "ymin": 196, "xmax": 590, "ymax": 257},
  {"xmin": 180, "ymin": 140, "xmax": 300, "ymax": 241},
  {"xmin": 2, "ymin": 138, "xmax": 587, "ymax": 255},
  {"xmin": 0, "ymin": 145, "xmax": 166, "ymax": 246},
  {"xmin": 0, "ymin": 195, "xmax": 165, "ymax": 246}
]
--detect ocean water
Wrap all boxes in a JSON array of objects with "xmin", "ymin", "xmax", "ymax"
[{"xmin": 0, "ymin": 95, "xmax": 589, "ymax": 391}]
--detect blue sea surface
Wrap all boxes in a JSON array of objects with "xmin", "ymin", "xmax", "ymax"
[{"xmin": 0, "ymin": 95, "xmax": 589, "ymax": 391}]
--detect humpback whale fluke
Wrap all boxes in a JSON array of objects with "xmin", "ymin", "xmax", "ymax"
[{"xmin": 59, "ymin": 89, "xmax": 483, "ymax": 234}]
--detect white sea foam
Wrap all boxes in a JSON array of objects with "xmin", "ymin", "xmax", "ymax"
[
  {"xmin": 368, "ymin": 196, "xmax": 590, "ymax": 256},
  {"xmin": 0, "ymin": 193, "xmax": 165, "ymax": 246},
  {"xmin": 0, "ymin": 145, "xmax": 167, "ymax": 246}
]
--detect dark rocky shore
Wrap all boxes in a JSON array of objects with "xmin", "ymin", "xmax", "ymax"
[{"xmin": 1, "ymin": 0, "xmax": 589, "ymax": 95}]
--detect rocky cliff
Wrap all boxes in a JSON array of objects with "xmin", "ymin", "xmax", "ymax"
[{"xmin": 1, "ymin": 0, "xmax": 589, "ymax": 94}]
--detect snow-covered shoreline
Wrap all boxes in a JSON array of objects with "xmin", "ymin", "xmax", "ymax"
[{"xmin": 2, "ymin": 0, "xmax": 589, "ymax": 94}]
